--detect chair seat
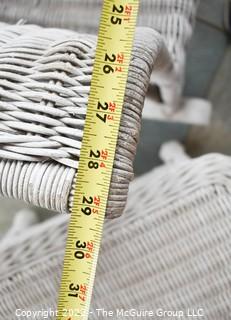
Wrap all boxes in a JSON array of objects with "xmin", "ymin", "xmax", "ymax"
[{"xmin": 0, "ymin": 153, "xmax": 231, "ymax": 319}]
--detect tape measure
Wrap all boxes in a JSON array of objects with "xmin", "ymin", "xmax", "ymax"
[{"xmin": 57, "ymin": 1, "xmax": 139, "ymax": 319}]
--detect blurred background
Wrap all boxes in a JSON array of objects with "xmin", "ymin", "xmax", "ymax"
[{"xmin": 135, "ymin": 0, "xmax": 231, "ymax": 173}]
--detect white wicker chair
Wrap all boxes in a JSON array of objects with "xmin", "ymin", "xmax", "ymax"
[
  {"xmin": 1, "ymin": 147, "xmax": 231, "ymax": 319},
  {"xmin": 0, "ymin": 23, "xmax": 178, "ymax": 217},
  {"xmin": 0, "ymin": 0, "xmax": 200, "ymax": 113},
  {"xmin": 0, "ymin": 0, "xmax": 208, "ymax": 218}
]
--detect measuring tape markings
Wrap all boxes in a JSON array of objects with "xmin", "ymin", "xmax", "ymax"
[{"xmin": 57, "ymin": 1, "xmax": 139, "ymax": 319}]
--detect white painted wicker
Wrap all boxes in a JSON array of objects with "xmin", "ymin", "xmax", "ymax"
[
  {"xmin": 0, "ymin": 0, "xmax": 199, "ymax": 108},
  {"xmin": 1, "ymin": 153, "xmax": 231, "ymax": 319},
  {"xmin": 0, "ymin": 24, "xmax": 174, "ymax": 217}
]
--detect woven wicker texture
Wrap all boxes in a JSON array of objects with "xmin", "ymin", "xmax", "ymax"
[
  {"xmin": 0, "ymin": 0, "xmax": 199, "ymax": 106},
  {"xmin": 1, "ymin": 154, "xmax": 231, "ymax": 319},
  {"xmin": 0, "ymin": 24, "xmax": 166, "ymax": 217}
]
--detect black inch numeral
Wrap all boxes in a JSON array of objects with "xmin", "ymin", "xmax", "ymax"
[
  {"xmin": 81, "ymin": 207, "xmax": 91, "ymax": 216},
  {"xmin": 111, "ymin": 16, "xmax": 122, "ymax": 25},
  {"xmin": 105, "ymin": 53, "xmax": 116, "ymax": 62},
  {"xmin": 96, "ymin": 102, "xmax": 108, "ymax": 123},
  {"xmin": 103, "ymin": 54, "xmax": 115, "ymax": 74},
  {"xmin": 88, "ymin": 147, "xmax": 100, "ymax": 168},
  {"xmin": 82, "ymin": 196, "xmax": 93, "ymax": 216},
  {"xmin": 90, "ymin": 149, "xmax": 100, "ymax": 158},
  {"xmin": 74, "ymin": 240, "xmax": 86, "ymax": 260},
  {"xmin": 76, "ymin": 240, "xmax": 86, "ymax": 249},
  {"xmin": 68, "ymin": 283, "xmax": 79, "ymax": 298},
  {"xmin": 103, "ymin": 64, "xmax": 114, "ymax": 74},
  {"xmin": 97, "ymin": 101, "xmax": 108, "ymax": 111},
  {"xmin": 112, "ymin": 4, "xmax": 124, "ymax": 13},
  {"xmin": 96, "ymin": 113, "xmax": 107, "ymax": 123},
  {"xmin": 88, "ymin": 161, "xmax": 99, "ymax": 169},
  {"xmin": 111, "ymin": 5, "xmax": 123, "ymax": 25},
  {"xmin": 74, "ymin": 251, "xmax": 84, "ymax": 259},
  {"xmin": 83, "ymin": 196, "xmax": 93, "ymax": 204}
]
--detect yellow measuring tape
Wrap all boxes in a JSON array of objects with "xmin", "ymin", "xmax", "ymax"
[{"xmin": 57, "ymin": 1, "xmax": 139, "ymax": 319}]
